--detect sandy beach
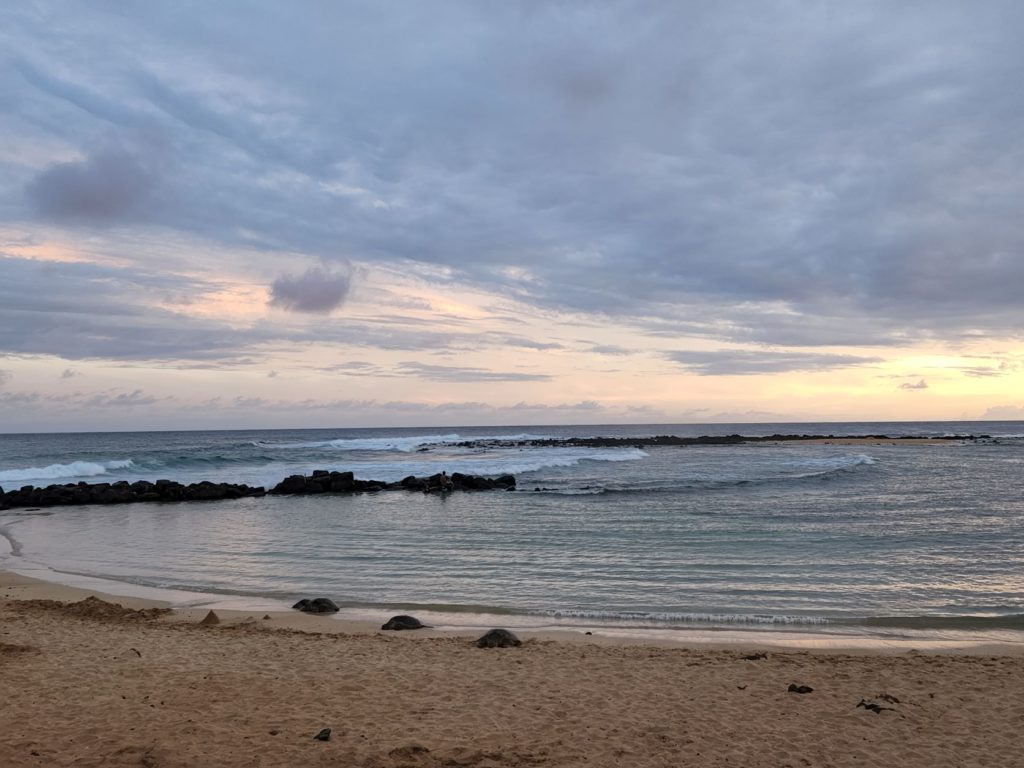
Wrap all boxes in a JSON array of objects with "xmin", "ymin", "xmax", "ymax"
[{"xmin": 2, "ymin": 572, "xmax": 1023, "ymax": 768}]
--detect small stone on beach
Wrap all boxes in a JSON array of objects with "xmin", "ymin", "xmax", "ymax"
[
  {"xmin": 199, "ymin": 610, "xmax": 220, "ymax": 626},
  {"xmin": 313, "ymin": 728, "xmax": 331, "ymax": 741},
  {"xmin": 788, "ymin": 684, "xmax": 814, "ymax": 694}
]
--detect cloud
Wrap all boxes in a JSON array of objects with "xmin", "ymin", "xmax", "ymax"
[
  {"xmin": 82, "ymin": 389, "xmax": 163, "ymax": 407},
  {"xmin": 899, "ymin": 379, "xmax": 928, "ymax": 390},
  {"xmin": 60, "ymin": 368, "xmax": 79, "ymax": 379},
  {"xmin": 981, "ymin": 404, "xmax": 1024, "ymax": 420},
  {"xmin": 396, "ymin": 361, "xmax": 551, "ymax": 383},
  {"xmin": 666, "ymin": 350, "xmax": 884, "ymax": 376},
  {"xmin": 26, "ymin": 145, "xmax": 160, "ymax": 223},
  {"xmin": 4, "ymin": 2, "xmax": 1024, "ymax": 364},
  {"xmin": 269, "ymin": 266, "xmax": 352, "ymax": 313},
  {"xmin": 589, "ymin": 344, "xmax": 632, "ymax": 356},
  {"xmin": 0, "ymin": 370, "xmax": 11, "ymax": 387}
]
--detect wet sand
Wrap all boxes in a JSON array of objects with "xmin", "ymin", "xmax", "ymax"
[{"xmin": 2, "ymin": 571, "xmax": 1023, "ymax": 768}]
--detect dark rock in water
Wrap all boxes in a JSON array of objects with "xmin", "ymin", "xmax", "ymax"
[
  {"xmin": 788, "ymin": 684, "xmax": 814, "ymax": 694},
  {"xmin": 271, "ymin": 474, "xmax": 308, "ymax": 494},
  {"xmin": 381, "ymin": 614, "xmax": 428, "ymax": 630},
  {"xmin": 293, "ymin": 597, "xmax": 339, "ymax": 614},
  {"xmin": 313, "ymin": 728, "xmax": 331, "ymax": 741},
  {"xmin": 476, "ymin": 628, "xmax": 521, "ymax": 648}
]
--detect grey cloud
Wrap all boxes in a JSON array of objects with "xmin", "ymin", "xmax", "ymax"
[
  {"xmin": 4, "ymin": 2, "xmax": 1024, "ymax": 350},
  {"xmin": 955, "ymin": 361, "xmax": 1018, "ymax": 378},
  {"xmin": 667, "ymin": 350, "xmax": 884, "ymax": 376},
  {"xmin": 0, "ymin": 370, "xmax": 11, "ymax": 387},
  {"xmin": 60, "ymin": 368, "xmax": 79, "ymax": 379},
  {"xmin": 899, "ymin": 379, "xmax": 928, "ymax": 390},
  {"xmin": 82, "ymin": 389, "xmax": 164, "ymax": 407},
  {"xmin": 269, "ymin": 266, "xmax": 352, "ymax": 314},
  {"xmin": 26, "ymin": 145, "xmax": 159, "ymax": 223},
  {"xmin": 589, "ymin": 344, "xmax": 632, "ymax": 356},
  {"xmin": 396, "ymin": 362, "xmax": 551, "ymax": 383}
]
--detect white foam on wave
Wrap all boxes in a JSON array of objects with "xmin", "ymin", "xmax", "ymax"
[
  {"xmin": 329, "ymin": 446, "xmax": 648, "ymax": 482},
  {"xmin": 264, "ymin": 432, "xmax": 553, "ymax": 452},
  {"xmin": 0, "ymin": 459, "xmax": 135, "ymax": 484}
]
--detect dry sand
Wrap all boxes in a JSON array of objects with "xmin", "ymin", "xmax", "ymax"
[{"xmin": 2, "ymin": 573, "xmax": 1023, "ymax": 767}]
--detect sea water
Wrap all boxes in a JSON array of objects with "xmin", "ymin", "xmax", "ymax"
[{"xmin": 1, "ymin": 422, "xmax": 1023, "ymax": 646}]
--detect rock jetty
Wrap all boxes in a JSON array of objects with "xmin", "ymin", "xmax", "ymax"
[
  {"xmin": 0, "ymin": 479, "xmax": 265, "ymax": 510},
  {"xmin": 267, "ymin": 470, "xmax": 516, "ymax": 496},
  {"xmin": 0, "ymin": 471, "xmax": 517, "ymax": 510}
]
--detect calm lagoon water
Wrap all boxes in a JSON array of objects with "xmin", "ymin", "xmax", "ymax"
[{"xmin": 2, "ymin": 421, "xmax": 1023, "ymax": 646}]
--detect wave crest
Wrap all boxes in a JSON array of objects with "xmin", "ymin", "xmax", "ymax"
[{"xmin": 0, "ymin": 459, "xmax": 135, "ymax": 484}]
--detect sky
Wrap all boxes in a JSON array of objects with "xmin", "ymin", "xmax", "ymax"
[{"xmin": 1, "ymin": 1, "xmax": 1023, "ymax": 432}]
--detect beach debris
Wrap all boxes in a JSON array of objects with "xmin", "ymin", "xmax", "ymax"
[
  {"xmin": 476, "ymin": 628, "xmax": 521, "ymax": 648},
  {"xmin": 876, "ymin": 693, "xmax": 900, "ymax": 704},
  {"xmin": 381, "ymin": 615, "xmax": 429, "ymax": 631},
  {"xmin": 292, "ymin": 597, "xmax": 340, "ymax": 614},
  {"xmin": 262, "ymin": 614, "xmax": 272, "ymax": 620},
  {"xmin": 313, "ymin": 728, "xmax": 332, "ymax": 741},
  {"xmin": 743, "ymin": 652, "xmax": 768, "ymax": 660},
  {"xmin": 857, "ymin": 699, "xmax": 895, "ymax": 714},
  {"xmin": 129, "ymin": 647, "xmax": 142, "ymax": 657},
  {"xmin": 787, "ymin": 684, "xmax": 814, "ymax": 694},
  {"xmin": 737, "ymin": 685, "xmax": 747, "ymax": 690},
  {"xmin": 199, "ymin": 610, "xmax": 221, "ymax": 626}
]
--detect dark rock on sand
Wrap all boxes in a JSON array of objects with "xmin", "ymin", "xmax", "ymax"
[
  {"xmin": 788, "ymin": 684, "xmax": 814, "ymax": 694},
  {"xmin": 381, "ymin": 615, "xmax": 428, "ymax": 631},
  {"xmin": 199, "ymin": 610, "xmax": 220, "ymax": 626},
  {"xmin": 292, "ymin": 597, "xmax": 339, "ymax": 614},
  {"xmin": 313, "ymin": 728, "xmax": 332, "ymax": 741},
  {"xmin": 476, "ymin": 628, "xmax": 521, "ymax": 648},
  {"xmin": 857, "ymin": 698, "xmax": 896, "ymax": 714},
  {"xmin": 743, "ymin": 652, "xmax": 768, "ymax": 660}
]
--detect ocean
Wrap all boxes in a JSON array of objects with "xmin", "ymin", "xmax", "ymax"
[{"xmin": 2, "ymin": 421, "xmax": 1023, "ymax": 647}]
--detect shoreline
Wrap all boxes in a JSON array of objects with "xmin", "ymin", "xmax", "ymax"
[{"xmin": 4, "ymin": 566, "xmax": 1023, "ymax": 656}]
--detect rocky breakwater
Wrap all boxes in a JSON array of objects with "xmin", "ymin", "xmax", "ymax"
[
  {"xmin": 0, "ymin": 479, "xmax": 266, "ymax": 510},
  {"xmin": 0, "ymin": 471, "xmax": 516, "ymax": 510},
  {"xmin": 268, "ymin": 470, "xmax": 516, "ymax": 495}
]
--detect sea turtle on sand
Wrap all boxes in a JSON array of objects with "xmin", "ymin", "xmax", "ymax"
[
  {"xmin": 381, "ymin": 614, "xmax": 430, "ymax": 630},
  {"xmin": 476, "ymin": 628, "xmax": 521, "ymax": 648},
  {"xmin": 292, "ymin": 597, "xmax": 340, "ymax": 614}
]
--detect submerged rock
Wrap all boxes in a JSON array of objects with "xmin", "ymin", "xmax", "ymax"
[{"xmin": 476, "ymin": 628, "xmax": 521, "ymax": 648}]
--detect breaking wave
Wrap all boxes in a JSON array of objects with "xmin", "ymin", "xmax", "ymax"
[
  {"xmin": 0, "ymin": 460, "xmax": 135, "ymax": 484},
  {"xmin": 261, "ymin": 433, "xmax": 552, "ymax": 452}
]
